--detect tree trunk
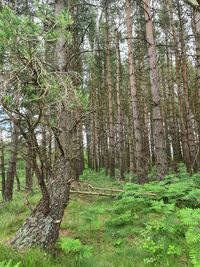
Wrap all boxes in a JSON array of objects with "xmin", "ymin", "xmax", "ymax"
[
  {"xmin": 168, "ymin": 2, "xmax": 191, "ymax": 169},
  {"xmin": 105, "ymin": 6, "xmax": 115, "ymax": 178},
  {"xmin": 177, "ymin": 1, "xmax": 199, "ymax": 171},
  {"xmin": 0, "ymin": 130, "xmax": 5, "ymax": 198},
  {"xmin": 128, "ymin": 116, "xmax": 135, "ymax": 178},
  {"xmin": 11, "ymin": 0, "xmax": 73, "ymax": 249},
  {"xmin": 115, "ymin": 29, "xmax": 125, "ymax": 180},
  {"xmin": 144, "ymin": 0, "xmax": 168, "ymax": 178},
  {"xmin": 193, "ymin": 9, "xmax": 200, "ymax": 101},
  {"xmin": 4, "ymin": 123, "xmax": 19, "ymax": 201},
  {"xmin": 41, "ymin": 123, "xmax": 49, "ymax": 181},
  {"xmin": 25, "ymin": 145, "xmax": 33, "ymax": 192},
  {"xmin": 192, "ymin": 8, "xmax": 200, "ymax": 165},
  {"xmin": 11, "ymin": 157, "xmax": 70, "ymax": 249},
  {"xmin": 15, "ymin": 172, "xmax": 20, "ymax": 192},
  {"xmin": 125, "ymin": 0, "xmax": 146, "ymax": 183}
]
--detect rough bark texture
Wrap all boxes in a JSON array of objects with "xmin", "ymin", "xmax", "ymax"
[
  {"xmin": 193, "ymin": 9, "xmax": 200, "ymax": 165},
  {"xmin": 178, "ymin": 2, "xmax": 199, "ymax": 171},
  {"xmin": 105, "ymin": 6, "xmax": 115, "ymax": 178},
  {"xmin": 144, "ymin": 0, "xmax": 168, "ymax": 178},
  {"xmin": 115, "ymin": 29, "xmax": 125, "ymax": 180},
  {"xmin": 11, "ymin": 157, "xmax": 70, "ymax": 249},
  {"xmin": 194, "ymin": 10, "xmax": 200, "ymax": 99},
  {"xmin": 125, "ymin": 0, "xmax": 146, "ymax": 183},
  {"xmin": 169, "ymin": 3, "xmax": 191, "ymax": 169},
  {"xmin": 10, "ymin": 0, "xmax": 73, "ymax": 249}
]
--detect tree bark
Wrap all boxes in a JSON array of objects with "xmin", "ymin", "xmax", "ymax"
[
  {"xmin": 168, "ymin": 1, "xmax": 191, "ymax": 169},
  {"xmin": 0, "ymin": 130, "xmax": 5, "ymax": 198},
  {"xmin": 125, "ymin": 0, "xmax": 146, "ymax": 183},
  {"xmin": 144, "ymin": 0, "xmax": 168, "ymax": 178},
  {"xmin": 105, "ymin": 6, "xmax": 115, "ymax": 178},
  {"xmin": 11, "ymin": 0, "xmax": 74, "ymax": 249},
  {"xmin": 115, "ymin": 29, "xmax": 125, "ymax": 180},
  {"xmin": 192, "ymin": 8, "xmax": 200, "ymax": 165},
  {"xmin": 25, "ymin": 145, "xmax": 33, "ymax": 192},
  {"xmin": 15, "ymin": 172, "xmax": 20, "ymax": 192},
  {"xmin": 177, "ymin": 1, "xmax": 199, "ymax": 171},
  {"xmin": 11, "ymin": 157, "xmax": 70, "ymax": 249},
  {"xmin": 4, "ymin": 123, "xmax": 19, "ymax": 201}
]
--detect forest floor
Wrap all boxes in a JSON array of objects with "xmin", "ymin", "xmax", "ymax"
[{"xmin": 0, "ymin": 168, "xmax": 195, "ymax": 267}]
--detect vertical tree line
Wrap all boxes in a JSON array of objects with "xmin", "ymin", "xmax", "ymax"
[{"xmin": 85, "ymin": 0, "xmax": 200, "ymax": 180}]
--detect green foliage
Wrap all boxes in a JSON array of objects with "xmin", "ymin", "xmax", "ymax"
[
  {"xmin": 81, "ymin": 206, "xmax": 104, "ymax": 230},
  {"xmin": 80, "ymin": 168, "xmax": 122, "ymax": 189},
  {"xmin": 0, "ymin": 245, "xmax": 55, "ymax": 267},
  {"xmin": 0, "ymin": 3, "xmax": 74, "ymax": 110},
  {"xmin": 106, "ymin": 213, "xmax": 132, "ymax": 227},
  {"xmin": 0, "ymin": 261, "xmax": 21, "ymax": 267},
  {"xmin": 178, "ymin": 208, "xmax": 200, "ymax": 267},
  {"xmin": 74, "ymin": 88, "xmax": 89, "ymax": 111},
  {"xmin": 104, "ymin": 166, "xmax": 200, "ymax": 266},
  {"xmin": 1, "ymin": 167, "xmax": 200, "ymax": 266},
  {"xmin": 0, "ymin": 3, "xmax": 73, "ymax": 51},
  {"xmin": 59, "ymin": 237, "xmax": 92, "ymax": 261}
]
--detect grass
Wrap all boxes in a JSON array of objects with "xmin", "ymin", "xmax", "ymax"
[{"xmin": 0, "ymin": 168, "xmax": 194, "ymax": 266}]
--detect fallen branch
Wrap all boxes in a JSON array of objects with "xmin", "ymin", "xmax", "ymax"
[
  {"xmin": 70, "ymin": 190, "xmax": 118, "ymax": 197},
  {"xmin": 71, "ymin": 181, "xmax": 124, "ymax": 193}
]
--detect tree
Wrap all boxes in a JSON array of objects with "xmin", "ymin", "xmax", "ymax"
[
  {"xmin": 0, "ymin": 128, "xmax": 5, "ymax": 198},
  {"xmin": 25, "ymin": 145, "xmax": 33, "ymax": 192},
  {"xmin": 125, "ymin": 0, "xmax": 147, "ymax": 183},
  {"xmin": 115, "ymin": 28, "xmax": 125, "ymax": 180},
  {"xmin": 105, "ymin": 2, "xmax": 115, "ymax": 178},
  {"xmin": 4, "ymin": 122, "xmax": 19, "ymax": 201},
  {"xmin": 144, "ymin": 0, "xmax": 168, "ymax": 178},
  {"xmin": 0, "ymin": 2, "xmax": 81, "ymax": 249}
]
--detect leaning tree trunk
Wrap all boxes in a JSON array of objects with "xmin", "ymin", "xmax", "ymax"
[
  {"xmin": 10, "ymin": 157, "xmax": 70, "ymax": 249},
  {"xmin": 10, "ymin": 0, "xmax": 75, "ymax": 249}
]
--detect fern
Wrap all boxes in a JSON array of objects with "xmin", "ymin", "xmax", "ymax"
[
  {"xmin": 189, "ymin": 243, "xmax": 200, "ymax": 267},
  {"xmin": 106, "ymin": 213, "xmax": 132, "ymax": 227},
  {"xmin": 106, "ymin": 169, "xmax": 200, "ymax": 267},
  {"xmin": 150, "ymin": 201, "xmax": 175, "ymax": 215},
  {"xmin": 59, "ymin": 237, "xmax": 92, "ymax": 260},
  {"xmin": 177, "ymin": 208, "xmax": 200, "ymax": 266},
  {"xmin": 178, "ymin": 208, "xmax": 200, "ymax": 226}
]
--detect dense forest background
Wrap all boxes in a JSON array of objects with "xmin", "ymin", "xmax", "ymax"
[{"xmin": 1, "ymin": 0, "xmax": 200, "ymax": 266}]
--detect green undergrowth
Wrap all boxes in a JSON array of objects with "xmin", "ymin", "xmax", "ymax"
[{"xmin": 0, "ymin": 165, "xmax": 200, "ymax": 266}]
